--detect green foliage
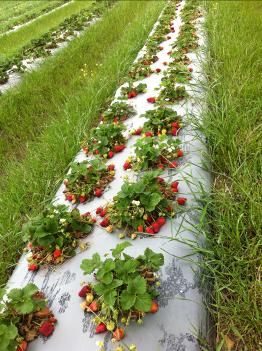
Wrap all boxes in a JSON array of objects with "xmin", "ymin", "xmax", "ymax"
[
  {"xmin": 22, "ymin": 205, "xmax": 93, "ymax": 260},
  {"xmin": 83, "ymin": 122, "xmax": 126, "ymax": 156},
  {"xmin": 80, "ymin": 242, "xmax": 164, "ymax": 314},
  {"xmin": 130, "ymin": 135, "xmax": 181, "ymax": 170},
  {"xmin": 102, "ymin": 102, "xmax": 135, "ymax": 122},
  {"xmin": 0, "ymin": 284, "xmax": 47, "ymax": 351},
  {"xmin": 121, "ymin": 82, "xmax": 147, "ymax": 98},
  {"xmin": 159, "ymin": 78, "xmax": 187, "ymax": 102},
  {"xmin": 142, "ymin": 107, "xmax": 182, "ymax": 134},
  {"xmin": 129, "ymin": 60, "xmax": 153, "ymax": 80}
]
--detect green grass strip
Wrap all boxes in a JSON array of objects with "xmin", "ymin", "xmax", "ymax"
[
  {"xmin": 202, "ymin": 1, "xmax": 262, "ymax": 349},
  {"xmin": 0, "ymin": 0, "xmax": 92, "ymax": 62},
  {"xmin": 0, "ymin": 0, "xmax": 67, "ymax": 34},
  {"xmin": 0, "ymin": 0, "xmax": 164, "ymax": 286}
]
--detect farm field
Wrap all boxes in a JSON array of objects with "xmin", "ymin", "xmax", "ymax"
[
  {"xmin": 0, "ymin": 1, "xmax": 261, "ymax": 351},
  {"xmin": 0, "ymin": 0, "xmax": 67, "ymax": 34}
]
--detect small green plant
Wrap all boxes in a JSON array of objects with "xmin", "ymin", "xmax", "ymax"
[
  {"xmin": 121, "ymin": 82, "xmax": 147, "ymax": 99},
  {"xmin": 132, "ymin": 107, "xmax": 182, "ymax": 136},
  {"xmin": 126, "ymin": 135, "xmax": 182, "ymax": 171},
  {"xmin": 159, "ymin": 78, "xmax": 187, "ymax": 102},
  {"xmin": 0, "ymin": 284, "xmax": 56, "ymax": 351},
  {"xmin": 97, "ymin": 170, "xmax": 179, "ymax": 237},
  {"xmin": 64, "ymin": 158, "xmax": 115, "ymax": 204},
  {"xmin": 101, "ymin": 102, "xmax": 136, "ymax": 123},
  {"xmin": 82, "ymin": 122, "xmax": 126, "ymax": 158},
  {"xmin": 79, "ymin": 242, "xmax": 164, "ymax": 341},
  {"xmin": 22, "ymin": 205, "xmax": 95, "ymax": 270},
  {"xmin": 129, "ymin": 60, "xmax": 153, "ymax": 80}
]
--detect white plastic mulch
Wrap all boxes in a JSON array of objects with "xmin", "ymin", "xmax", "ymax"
[{"xmin": 8, "ymin": 1, "xmax": 210, "ymax": 350}]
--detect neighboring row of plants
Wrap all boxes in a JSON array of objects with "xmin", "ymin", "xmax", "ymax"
[
  {"xmin": 2, "ymin": 0, "xmax": 70, "ymax": 34},
  {"xmin": 0, "ymin": 1, "xmax": 115, "ymax": 85},
  {"xmin": 4, "ymin": 1, "xmax": 203, "ymax": 349}
]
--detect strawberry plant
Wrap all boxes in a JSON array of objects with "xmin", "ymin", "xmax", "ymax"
[
  {"xmin": 121, "ymin": 82, "xmax": 147, "ymax": 99},
  {"xmin": 164, "ymin": 62, "xmax": 192, "ymax": 83},
  {"xmin": 125, "ymin": 135, "xmax": 182, "ymax": 171},
  {"xmin": 79, "ymin": 242, "xmax": 164, "ymax": 341},
  {"xmin": 129, "ymin": 60, "xmax": 153, "ymax": 80},
  {"xmin": 64, "ymin": 158, "xmax": 115, "ymax": 204},
  {"xmin": 134, "ymin": 107, "xmax": 182, "ymax": 136},
  {"xmin": 97, "ymin": 170, "xmax": 177, "ymax": 236},
  {"xmin": 159, "ymin": 78, "xmax": 187, "ymax": 102},
  {"xmin": 82, "ymin": 122, "xmax": 127, "ymax": 158},
  {"xmin": 0, "ymin": 284, "xmax": 56, "ymax": 351},
  {"xmin": 22, "ymin": 205, "xmax": 95, "ymax": 270},
  {"xmin": 101, "ymin": 102, "xmax": 135, "ymax": 123}
]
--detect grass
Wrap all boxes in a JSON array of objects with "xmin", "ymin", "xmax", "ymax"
[
  {"xmin": 0, "ymin": 0, "xmax": 164, "ymax": 287},
  {"xmin": 0, "ymin": 0, "xmax": 66, "ymax": 35},
  {"xmin": 0, "ymin": 0, "xmax": 92, "ymax": 63},
  {"xmin": 197, "ymin": 1, "xmax": 262, "ymax": 349}
]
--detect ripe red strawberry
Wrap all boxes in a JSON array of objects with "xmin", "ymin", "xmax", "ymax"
[
  {"xmin": 147, "ymin": 97, "xmax": 156, "ymax": 104},
  {"xmin": 152, "ymin": 222, "xmax": 160, "ymax": 233},
  {"xmin": 95, "ymin": 323, "xmax": 107, "ymax": 334},
  {"xmin": 48, "ymin": 317, "xmax": 57, "ymax": 324},
  {"xmin": 53, "ymin": 249, "xmax": 61, "ymax": 259},
  {"xmin": 113, "ymin": 328, "xmax": 125, "ymax": 341},
  {"xmin": 107, "ymin": 164, "xmax": 115, "ymax": 171},
  {"xmin": 133, "ymin": 128, "xmax": 143, "ymax": 135},
  {"xmin": 189, "ymin": 67, "xmax": 193, "ymax": 72},
  {"xmin": 146, "ymin": 227, "xmax": 155, "ymax": 235},
  {"xmin": 147, "ymin": 216, "xmax": 154, "ymax": 224},
  {"xmin": 82, "ymin": 147, "xmax": 88, "ymax": 154},
  {"xmin": 78, "ymin": 285, "xmax": 91, "ymax": 298},
  {"xmin": 155, "ymin": 68, "xmax": 161, "ymax": 73},
  {"xmin": 177, "ymin": 197, "xmax": 187, "ymax": 205},
  {"xmin": 150, "ymin": 300, "xmax": 159, "ymax": 313},
  {"xmin": 137, "ymin": 225, "xmax": 144, "ymax": 232},
  {"xmin": 145, "ymin": 131, "xmax": 153, "ymax": 137},
  {"xmin": 100, "ymin": 217, "xmax": 110, "ymax": 227},
  {"xmin": 39, "ymin": 321, "xmax": 55, "ymax": 337},
  {"xmin": 88, "ymin": 300, "xmax": 99, "ymax": 312},
  {"xmin": 177, "ymin": 149, "xmax": 183, "ymax": 157},
  {"xmin": 159, "ymin": 46, "xmax": 164, "ymax": 50},
  {"xmin": 171, "ymin": 121, "xmax": 180, "ymax": 128},
  {"xmin": 94, "ymin": 149, "xmax": 100, "ymax": 155},
  {"xmin": 79, "ymin": 195, "xmax": 86, "ymax": 203},
  {"xmin": 128, "ymin": 90, "xmax": 137, "ymax": 99},
  {"xmin": 171, "ymin": 181, "xmax": 179, "ymax": 189},
  {"xmin": 123, "ymin": 161, "xmax": 132, "ymax": 170},
  {"xmin": 28, "ymin": 263, "xmax": 39, "ymax": 271},
  {"xmin": 157, "ymin": 217, "xmax": 166, "ymax": 226},
  {"xmin": 170, "ymin": 161, "xmax": 178, "ymax": 168},
  {"xmin": 167, "ymin": 35, "xmax": 171, "ymax": 39},
  {"xmin": 157, "ymin": 177, "xmax": 164, "ymax": 183},
  {"xmin": 114, "ymin": 144, "xmax": 125, "ymax": 152},
  {"xmin": 96, "ymin": 207, "xmax": 103, "ymax": 214},
  {"xmin": 167, "ymin": 51, "xmax": 172, "ymax": 55},
  {"xmin": 158, "ymin": 164, "xmax": 164, "ymax": 169},
  {"xmin": 17, "ymin": 340, "xmax": 27, "ymax": 351},
  {"xmin": 163, "ymin": 61, "xmax": 168, "ymax": 66},
  {"xmin": 100, "ymin": 209, "xmax": 107, "ymax": 217},
  {"xmin": 94, "ymin": 188, "xmax": 103, "ymax": 197},
  {"xmin": 66, "ymin": 194, "xmax": 73, "ymax": 201},
  {"xmin": 108, "ymin": 151, "xmax": 114, "ymax": 158},
  {"xmin": 171, "ymin": 127, "xmax": 178, "ymax": 136}
]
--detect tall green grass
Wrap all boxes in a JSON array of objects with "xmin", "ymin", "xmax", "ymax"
[
  {"xmin": 0, "ymin": 0, "xmax": 92, "ymax": 62},
  {"xmin": 200, "ymin": 1, "xmax": 262, "ymax": 349},
  {"xmin": 0, "ymin": 1, "xmax": 164, "ymax": 286}
]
